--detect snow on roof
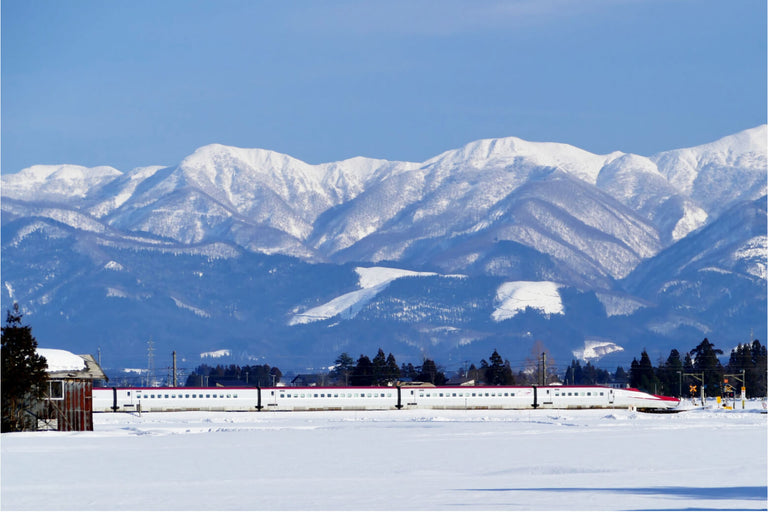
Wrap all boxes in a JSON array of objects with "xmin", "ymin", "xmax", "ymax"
[{"xmin": 37, "ymin": 348, "xmax": 87, "ymax": 372}]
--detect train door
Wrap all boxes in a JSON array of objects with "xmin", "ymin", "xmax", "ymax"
[
  {"xmin": 268, "ymin": 389, "xmax": 278, "ymax": 408},
  {"xmin": 543, "ymin": 388, "xmax": 553, "ymax": 406},
  {"xmin": 407, "ymin": 389, "xmax": 417, "ymax": 407},
  {"xmin": 608, "ymin": 389, "xmax": 615, "ymax": 405}
]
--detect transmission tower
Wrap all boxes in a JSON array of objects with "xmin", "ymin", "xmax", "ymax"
[{"xmin": 146, "ymin": 339, "xmax": 155, "ymax": 387}]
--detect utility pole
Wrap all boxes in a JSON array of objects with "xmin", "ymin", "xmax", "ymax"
[
  {"xmin": 541, "ymin": 352, "xmax": 547, "ymax": 386},
  {"xmin": 172, "ymin": 351, "xmax": 177, "ymax": 387}
]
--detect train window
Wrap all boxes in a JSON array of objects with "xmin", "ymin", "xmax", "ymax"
[
  {"xmin": 472, "ymin": 393, "xmax": 476, "ymax": 397},
  {"xmin": 587, "ymin": 392, "xmax": 591, "ymax": 396},
  {"xmin": 320, "ymin": 394, "xmax": 325, "ymax": 398},
  {"xmin": 171, "ymin": 395, "xmax": 176, "ymax": 399},
  {"xmin": 185, "ymin": 394, "xmax": 190, "ymax": 398},
  {"xmin": 567, "ymin": 392, "xmax": 572, "ymax": 396},
  {"xmin": 300, "ymin": 394, "xmax": 305, "ymax": 398},
  {"xmin": 233, "ymin": 394, "xmax": 238, "ymax": 398},
  {"xmin": 485, "ymin": 393, "xmax": 489, "ymax": 397},
  {"xmin": 280, "ymin": 394, "xmax": 285, "ymax": 398},
  {"xmin": 127, "ymin": 391, "xmax": 131, "ymax": 397},
  {"xmin": 600, "ymin": 392, "xmax": 604, "ymax": 396},
  {"xmin": 205, "ymin": 394, "xmax": 210, "ymax": 398},
  {"xmin": 439, "ymin": 393, "xmax": 444, "ymax": 397},
  {"xmin": 164, "ymin": 394, "xmax": 169, "ymax": 399},
  {"xmin": 511, "ymin": 393, "xmax": 515, "ymax": 396},
  {"xmin": 151, "ymin": 394, "xmax": 156, "ymax": 399},
  {"xmin": 314, "ymin": 394, "xmax": 318, "ymax": 398}
]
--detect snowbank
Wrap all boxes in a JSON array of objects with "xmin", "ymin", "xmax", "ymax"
[
  {"xmin": 492, "ymin": 281, "xmax": 564, "ymax": 321},
  {"xmin": 2, "ymin": 407, "xmax": 765, "ymax": 511}
]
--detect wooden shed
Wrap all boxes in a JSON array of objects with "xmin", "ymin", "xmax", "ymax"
[{"xmin": 34, "ymin": 348, "xmax": 108, "ymax": 431}]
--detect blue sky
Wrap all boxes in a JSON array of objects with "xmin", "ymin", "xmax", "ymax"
[{"xmin": 2, "ymin": 0, "xmax": 765, "ymax": 173}]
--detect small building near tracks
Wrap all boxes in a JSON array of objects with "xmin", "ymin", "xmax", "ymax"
[{"xmin": 34, "ymin": 348, "xmax": 108, "ymax": 431}]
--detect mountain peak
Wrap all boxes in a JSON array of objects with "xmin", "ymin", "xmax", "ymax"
[
  {"xmin": 425, "ymin": 135, "xmax": 622, "ymax": 185},
  {"xmin": 2, "ymin": 164, "xmax": 122, "ymax": 201}
]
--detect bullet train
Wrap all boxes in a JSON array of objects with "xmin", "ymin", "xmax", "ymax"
[{"xmin": 93, "ymin": 384, "xmax": 680, "ymax": 413}]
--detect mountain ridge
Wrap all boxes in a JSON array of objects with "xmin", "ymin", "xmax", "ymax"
[{"xmin": 2, "ymin": 126, "xmax": 765, "ymax": 369}]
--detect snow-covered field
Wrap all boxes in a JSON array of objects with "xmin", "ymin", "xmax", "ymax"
[{"xmin": 2, "ymin": 404, "xmax": 766, "ymax": 511}]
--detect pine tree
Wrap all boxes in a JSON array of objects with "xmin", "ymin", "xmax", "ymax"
[
  {"xmin": 691, "ymin": 338, "xmax": 724, "ymax": 397},
  {"xmin": 416, "ymin": 359, "xmax": 446, "ymax": 385},
  {"xmin": 2, "ymin": 305, "xmax": 49, "ymax": 432},
  {"xmin": 400, "ymin": 362, "xmax": 417, "ymax": 380},
  {"xmin": 330, "ymin": 352, "xmax": 355, "ymax": 385},
  {"xmin": 630, "ymin": 350, "xmax": 660, "ymax": 394},
  {"xmin": 658, "ymin": 349, "xmax": 683, "ymax": 397},
  {"xmin": 351, "ymin": 355, "xmax": 373, "ymax": 386},
  {"xmin": 385, "ymin": 353, "xmax": 400, "ymax": 383},
  {"xmin": 486, "ymin": 349, "xmax": 508, "ymax": 385},
  {"xmin": 748, "ymin": 340, "xmax": 767, "ymax": 397},
  {"xmin": 371, "ymin": 348, "xmax": 387, "ymax": 385}
]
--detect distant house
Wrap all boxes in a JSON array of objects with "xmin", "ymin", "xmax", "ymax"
[{"xmin": 34, "ymin": 348, "xmax": 108, "ymax": 431}]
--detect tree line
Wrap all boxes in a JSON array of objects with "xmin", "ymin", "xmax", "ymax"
[
  {"xmin": 628, "ymin": 338, "xmax": 766, "ymax": 398},
  {"xmin": 182, "ymin": 338, "xmax": 767, "ymax": 398},
  {"xmin": 185, "ymin": 363, "xmax": 283, "ymax": 387}
]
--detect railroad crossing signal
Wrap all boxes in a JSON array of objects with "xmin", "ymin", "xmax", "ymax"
[{"xmin": 689, "ymin": 384, "xmax": 697, "ymax": 394}]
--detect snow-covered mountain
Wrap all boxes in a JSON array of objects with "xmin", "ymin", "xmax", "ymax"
[{"xmin": 2, "ymin": 126, "xmax": 765, "ymax": 370}]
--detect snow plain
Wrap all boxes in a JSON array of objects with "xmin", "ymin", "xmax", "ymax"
[{"xmin": 2, "ymin": 404, "xmax": 766, "ymax": 511}]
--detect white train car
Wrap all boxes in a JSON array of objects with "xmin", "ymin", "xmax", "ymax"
[{"xmin": 93, "ymin": 385, "xmax": 679, "ymax": 413}]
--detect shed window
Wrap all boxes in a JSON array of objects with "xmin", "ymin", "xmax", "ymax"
[{"xmin": 48, "ymin": 381, "xmax": 64, "ymax": 400}]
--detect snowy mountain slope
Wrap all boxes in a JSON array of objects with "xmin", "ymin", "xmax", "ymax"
[
  {"xmin": 1, "ymin": 126, "xmax": 765, "ymax": 369},
  {"xmin": 624, "ymin": 196, "xmax": 768, "ymax": 296},
  {"xmin": 289, "ymin": 267, "xmax": 448, "ymax": 325},
  {"xmin": 3, "ymin": 126, "xmax": 764, "ymax": 269},
  {"xmin": 340, "ymin": 172, "xmax": 661, "ymax": 287},
  {"xmin": 491, "ymin": 281, "xmax": 563, "ymax": 321},
  {"xmin": 620, "ymin": 196, "xmax": 767, "ymax": 341},
  {"xmin": 1, "ymin": 164, "xmax": 122, "ymax": 203},
  {"xmin": 651, "ymin": 125, "xmax": 767, "ymax": 215}
]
